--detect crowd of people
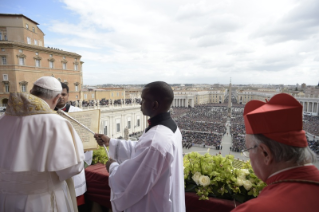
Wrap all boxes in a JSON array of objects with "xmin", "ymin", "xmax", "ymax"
[
  {"xmin": 303, "ymin": 116, "xmax": 319, "ymax": 136},
  {"xmin": 69, "ymin": 98, "xmax": 142, "ymax": 107},
  {"xmin": 181, "ymin": 131, "xmax": 223, "ymax": 147}
]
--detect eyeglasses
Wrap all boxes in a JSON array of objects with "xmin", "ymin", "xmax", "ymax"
[{"xmin": 241, "ymin": 145, "xmax": 258, "ymax": 158}]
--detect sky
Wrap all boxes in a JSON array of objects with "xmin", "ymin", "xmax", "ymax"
[{"xmin": 1, "ymin": 0, "xmax": 319, "ymax": 85}]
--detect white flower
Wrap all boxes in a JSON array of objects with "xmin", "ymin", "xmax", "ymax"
[
  {"xmin": 238, "ymin": 173, "xmax": 246, "ymax": 180},
  {"xmin": 243, "ymin": 180, "xmax": 253, "ymax": 190},
  {"xmin": 236, "ymin": 178, "xmax": 244, "ymax": 186},
  {"xmin": 241, "ymin": 169, "xmax": 250, "ymax": 175},
  {"xmin": 198, "ymin": 175, "xmax": 211, "ymax": 187},
  {"xmin": 192, "ymin": 172, "xmax": 202, "ymax": 185}
]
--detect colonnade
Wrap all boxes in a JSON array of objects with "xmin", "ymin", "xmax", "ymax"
[
  {"xmin": 172, "ymin": 97, "xmax": 194, "ymax": 107},
  {"xmin": 299, "ymin": 101, "xmax": 319, "ymax": 115}
]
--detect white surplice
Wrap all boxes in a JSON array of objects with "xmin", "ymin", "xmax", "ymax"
[
  {"xmin": 108, "ymin": 125, "xmax": 186, "ymax": 212},
  {"xmin": 68, "ymin": 105, "xmax": 93, "ymax": 197},
  {"xmin": 0, "ymin": 93, "xmax": 84, "ymax": 212}
]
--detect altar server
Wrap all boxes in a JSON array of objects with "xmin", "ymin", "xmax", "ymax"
[
  {"xmin": 0, "ymin": 76, "xmax": 84, "ymax": 212},
  {"xmin": 232, "ymin": 93, "xmax": 319, "ymax": 212},
  {"xmin": 55, "ymin": 82, "xmax": 93, "ymax": 207},
  {"xmin": 95, "ymin": 81, "xmax": 186, "ymax": 212}
]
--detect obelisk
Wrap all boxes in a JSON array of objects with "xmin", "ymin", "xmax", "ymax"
[{"xmin": 227, "ymin": 79, "xmax": 232, "ymax": 118}]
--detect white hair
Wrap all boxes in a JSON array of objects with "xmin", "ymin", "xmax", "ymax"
[
  {"xmin": 30, "ymin": 85, "xmax": 61, "ymax": 99},
  {"xmin": 251, "ymin": 134, "xmax": 317, "ymax": 165}
]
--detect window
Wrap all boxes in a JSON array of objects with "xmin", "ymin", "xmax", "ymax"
[
  {"xmin": 35, "ymin": 59, "xmax": 40, "ymax": 67},
  {"xmin": 35, "ymin": 52, "xmax": 39, "ymax": 55},
  {"xmin": 76, "ymin": 95, "xmax": 78, "ymax": 99},
  {"xmin": 4, "ymin": 35, "xmax": 7, "ymax": 40},
  {"xmin": 74, "ymin": 64, "xmax": 78, "ymax": 70},
  {"xmin": 1, "ymin": 48, "xmax": 4, "ymax": 51},
  {"xmin": 117, "ymin": 92, "xmax": 119, "ymax": 96},
  {"xmin": 112, "ymin": 93, "xmax": 113, "ymax": 97},
  {"xmin": 19, "ymin": 57, "xmax": 24, "ymax": 65},
  {"xmin": 26, "ymin": 24, "xmax": 29, "ymax": 29},
  {"xmin": 62, "ymin": 63, "xmax": 66, "ymax": 70},
  {"xmin": 75, "ymin": 85, "xmax": 78, "ymax": 91},
  {"xmin": 3, "ymin": 74, "xmax": 8, "ymax": 81},
  {"xmin": 5, "ymin": 84, "xmax": 9, "ymax": 93},
  {"xmin": 63, "ymin": 56, "xmax": 66, "ymax": 59},
  {"xmin": 27, "ymin": 37, "xmax": 31, "ymax": 44},
  {"xmin": 39, "ymin": 40, "xmax": 43, "ymax": 46},
  {"xmin": 0, "ymin": 32, "xmax": 2, "ymax": 40},
  {"xmin": 19, "ymin": 49, "xmax": 23, "ymax": 53},
  {"xmin": 92, "ymin": 94, "xmax": 94, "ymax": 98},
  {"xmin": 84, "ymin": 94, "xmax": 87, "ymax": 99},
  {"xmin": 128, "ymin": 121, "xmax": 131, "ymax": 129},
  {"xmin": 32, "ymin": 27, "xmax": 35, "ymax": 32},
  {"xmin": 137, "ymin": 119, "xmax": 140, "ymax": 127},
  {"xmin": 2, "ymin": 56, "xmax": 6, "ymax": 65},
  {"xmin": 117, "ymin": 123, "xmax": 120, "ymax": 132},
  {"xmin": 21, "ymin": 85, "xmax": 26, "ymax": 92},
  {"xmin": 50, "ymin": 54, "xmax": 53, "ymax": 57},
  {"xmin": 34, "ymin": 39, "xmax": 37, "ymax": 45},
  {"xmin": 104, "ymin": 126, "xmax": 107, "ymax": 135},
  {"xmin": 49, "ymin": 61, "xmax": 54, "ymax": 68}
]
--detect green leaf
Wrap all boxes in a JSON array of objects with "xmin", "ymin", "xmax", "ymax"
[{"xmin": 185, "ymin": 184, "xmax": 197, "ymax": 192}]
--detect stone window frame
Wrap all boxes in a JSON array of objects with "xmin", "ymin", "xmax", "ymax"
[
  {"xmin": 74, "ymin": 82, "xmax": 80, "ymax": 91},
  {"xmin": 16, "ymin": 53, "xmax": 26, "ymax": 66},
  {"xmin": 61, "ymin": 58, "xmax": 68, "ymax": 70},
  {"xmin": 19, "ymin": 81, "xmax": 28, "ymax": 92},
  {"xmin": 48, "ymin": 57, "xmax": 55, "ymax": 69},
  {"xmin": 74, "ymin": 61, "xmax": 78, "ymax": 71},
  {"xmin": 2, "ymin": 81, "xmax": 9, "ymax": 93},
  {"xmin": 34, "ymin": 55, "xmax": 42, "ymax": 67},
  {"xmin": 2, "ymin": 74, "xmax": 8, "ymax": 81},
  {"xmin": 1, "ymin": 56, "xmax": 7, "ymax": 65}
]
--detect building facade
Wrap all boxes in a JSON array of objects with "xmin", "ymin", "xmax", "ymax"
[
  {"xmin": 0, "ymin": 14, "xmax": 83, "ymax": 106},
  {"xmin": 172, "ymin": 89, "xmax": 227, "ymax": 107}
]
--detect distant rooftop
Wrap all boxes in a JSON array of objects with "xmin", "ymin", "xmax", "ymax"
[{"xmin": 0, "ymin": 13, "xmax": 39, "ymax": 25}]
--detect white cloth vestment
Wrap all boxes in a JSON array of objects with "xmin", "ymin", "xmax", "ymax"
[
  {"xmin": 0, "ymin": 93, "xmax": 84, "ymax": 212},
  {"xmin": 68, "ymin": 105, "xmax": 93, "ymax": 197},
  {"xmin": 108, "ymin": 125, "xmax": 186, "ymax": 212}
]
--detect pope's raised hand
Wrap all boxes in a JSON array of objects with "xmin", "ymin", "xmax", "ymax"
[{"xmin": 94, "ymin": 134, "xmax": 110, "ymax": 147}]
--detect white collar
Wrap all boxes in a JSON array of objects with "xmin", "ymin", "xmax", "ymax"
[
  {"xmin": 56, "ymin": 104, "xmax": 67, "ymax": 110},
  {"xmin": 268, "ymin": 163, "xmax": 313, "ymax": 179}
]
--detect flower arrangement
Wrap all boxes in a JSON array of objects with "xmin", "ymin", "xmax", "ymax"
[
  {"xmin": 184, "ymin": 152, "xmax": 266, "ymax": 203},
  {"xmin": 92, "ymin": 146, "xmax": 109, "ymax": 165}
]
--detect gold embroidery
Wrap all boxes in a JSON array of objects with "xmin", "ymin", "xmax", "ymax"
[{"xmin": 5, "ymin": 93, "xmax": 54, "ymax": 116}]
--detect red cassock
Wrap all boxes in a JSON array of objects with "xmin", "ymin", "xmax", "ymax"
[{"xmin": 232, "ymin": 165, "xmax": 319, "ymax": 212}]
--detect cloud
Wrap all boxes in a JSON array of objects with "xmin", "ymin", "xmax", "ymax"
[
  {"xmin": 252, "ymin": 0, "xmax": 319, "ymax": 43},
  {"xmin": 34, "ymin": 0, "xmax": 319, "ymax": 85}
]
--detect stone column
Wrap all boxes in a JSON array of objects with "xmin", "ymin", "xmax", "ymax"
[{"xmin": 109, "ymin": 116, "xmax": 113, "ymax": 137}]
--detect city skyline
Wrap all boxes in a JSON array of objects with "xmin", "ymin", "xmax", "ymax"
[{"xmin": 2, "ymin": 0, "xmax": 319, "ymax": 85}]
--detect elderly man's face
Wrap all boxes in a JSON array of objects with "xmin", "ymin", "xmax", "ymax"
[{"xmin": 245, "ymin": 134, "xmax": 267, "ymax": 182}]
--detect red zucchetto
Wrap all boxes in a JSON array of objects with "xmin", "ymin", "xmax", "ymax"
[{"xmin": 243, "ymin": 93, "xmax": 307, "ymax": 147}]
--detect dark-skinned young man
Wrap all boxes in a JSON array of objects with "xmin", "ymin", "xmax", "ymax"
[{"xmin": 94, "ymin": 81, "xmax": 186, "ymax": 212}]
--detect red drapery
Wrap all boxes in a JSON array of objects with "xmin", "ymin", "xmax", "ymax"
[{"xmin": 85, "ymin": 163, "xmax": 237, "ymax": 212}]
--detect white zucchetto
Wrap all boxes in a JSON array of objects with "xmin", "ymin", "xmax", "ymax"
[{"xmin": 34, "ymin": 76, "xmax": 62, "ymax": 92}]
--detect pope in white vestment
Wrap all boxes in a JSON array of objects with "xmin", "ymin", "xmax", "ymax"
[
  {"xmin": 107, "ymin": 112, "xmax": 186, "ymax": 212},
  {"xmin": 0, "ymin": 92, "xmax": 84, "ymax": 212}
]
